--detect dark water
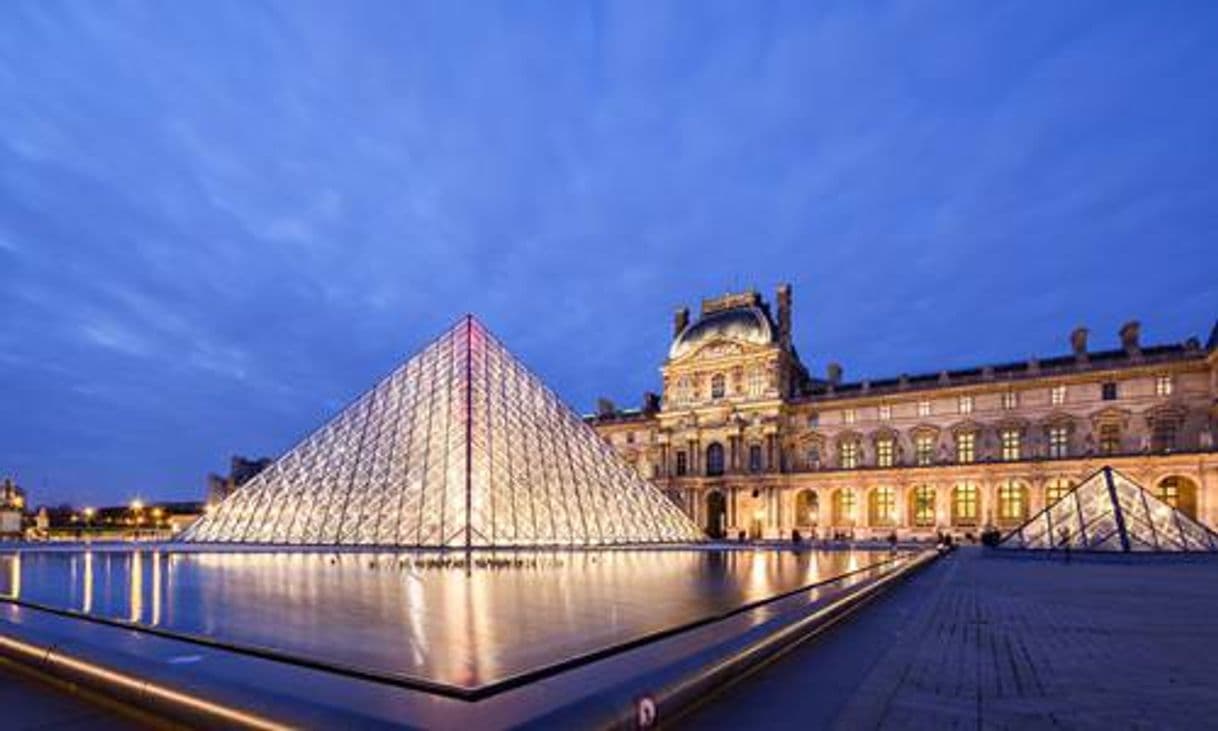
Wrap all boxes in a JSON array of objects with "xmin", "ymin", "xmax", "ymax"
[{"xmin": 0, "ymin": 547, "xmax": 898, "ymax": 689}]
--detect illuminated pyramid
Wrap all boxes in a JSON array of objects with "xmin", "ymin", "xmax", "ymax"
[
  {"xmin": 182, "ymin": 316, "xmax": 702, "ymax": 547},
  {"xmin": 997, "ymin": 466, "xmax": 1218, "ymax": 552}
]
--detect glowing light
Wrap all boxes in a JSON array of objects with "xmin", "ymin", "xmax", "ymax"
[{"xmin": 130, "ymin": 499, "xmax": 144, "ymax": 511}]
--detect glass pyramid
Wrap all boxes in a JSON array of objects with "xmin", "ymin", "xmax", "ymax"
[
  {"xmin": 997, "ymin": 466, "xmax": 1218, "ymax": 552},
  {"xmin": 182, "ymin": 316, "xmax": 702, "ymax": 547}
]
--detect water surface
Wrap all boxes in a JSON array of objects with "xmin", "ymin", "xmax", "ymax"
[{"xmin": 0, "ymin": 547, "xmax": 898, "ymax": 690}]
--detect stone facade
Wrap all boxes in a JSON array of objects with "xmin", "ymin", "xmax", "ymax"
[{"xmin": 589, "ymin": 285, "xmax": 1218, "ymax": 540}]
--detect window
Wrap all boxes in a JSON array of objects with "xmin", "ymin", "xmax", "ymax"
[
  {"xmin": 806, "ymin": 447, "xmax": 821, "ymax": 470},
  {"xmin": 915, "ymin": 434, "xmax": 935, "ymax": 466},
  {"xmin": 1050, "ymin": 384, "xmax": 1067, "ymax": 406},
  {"xmin": 1152, "ymin": 421, "xmax": 1177, "ymax": 453},
  {"xmin": 673, "ymin": 376, "xmax": 693, "ymax": 404},
  {"xmin": 997, "ymin": 481, "xmax": 1026, "ymax": 524},
  {"xmin": 952, "ymin": 483, "xmax": 978, "ymax": 525},
  {"xmin": 843, "ymin": 408, "xmax": 856, "ymax": 425},
  {"xmin": 795, "ymin": 490, "xmax": 818, "ymax": 527},
  {"xmin": 1048, "ymin": 426, "xmax": 1069, "ymax": 458},
  {"xmin": 1002, "ymin": 391, "xmax": 1018, "ymax": 410},
  {"xmin": 1099, "ymin": 424, "xmax": 1121, "ymax": 455},
  {"xmin": 911, "ymin": 485, "xmax": 935, "ymax": 526},
  {"xmin": 840, "ymin": 441, "xmax": 859, "ymax": 469},
  {"xmin": 1000, "ymin": 428, "xmax": 1021, "ymax": 461},
  {"xmin": 706, "ymin": 443, "xmax": 725, "ymax": 476},
  {"xmin": 918, "ymin": 400, "xmax": 932, "ymax": 417},
  {"xmin": 1101, "ymin": 382, "xmax": 1118, "ymax": 401},
  {"xmin": 955, "ymin": 432, "xmax": 975, "ymax": 464},
  {"xmin": 958, "ymin": 395, "xmax": 974, "ymax": 415},
  {"xmin": 869, "ymin": 487, "xmax": 896, "ymax": 526},
  {"xmin": 878, "ymin": 404, "xmax": 892, "ymax": 421},
  {"xmin": 747, "ymin": 369, "xmax": 766, "ymax": 397},
  {"xmin": 1156, "ymin": 477, "xmax": 1197, "ymax": 518},
  {"xmin": 1155, "ymin": 374, "xmax": 1173, "ymax": 397},
  {"xmin": 1158, "ymin": 478, "xmax": 1180, "ymax": 507},
  {"xmin": 833, "ymin": 489, "xmax": 856, "ymax": 525},
  {"xmin": 710, "ymin": 373, "xmax": 726, "ymax": 400},
  {"xmin": 807, "ymin": 412, "xmax": 819, "ymax": 428},
  {"xmin": 876, "ymin": 438, "xmax": 894, "ymax": 468},
  {"xmin": 1045, "ymin": 478, "xmax": 1073, "ymax": 505},
  {"xmin": 626, "ymin": 431, "xmax": 635, "ymax": 444},
  {"xmin": 675, "ymin": 451, "xmax": 688, "ymax": 476},
  {"xmin": 748, "ymin": 444, "xmax": 763, "ymax": 473}
]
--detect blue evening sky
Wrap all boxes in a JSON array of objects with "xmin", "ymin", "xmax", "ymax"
[{"xmin": 2, "ymin": 2, "xmax": 1216, "ymax": 506}]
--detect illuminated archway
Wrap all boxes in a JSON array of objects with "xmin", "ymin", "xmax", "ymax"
[
  {"xmin": 1156, "ymin": 475, "xmax": 1199, "ymax": 520},
  {"xmin": 794, "ymin": 489, "xmax": 818, "ymax": 528}
]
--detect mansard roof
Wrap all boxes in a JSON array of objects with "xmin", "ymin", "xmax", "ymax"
[{"xmin": 795, "ymin": 340, "xmax": 1208, "ymax": 404}]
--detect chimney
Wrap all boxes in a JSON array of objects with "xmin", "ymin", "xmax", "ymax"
[
  {"xmin": 776, "ymin": 283, "xmax": 792, "ymax": 349},
  {"xmin": 1070, "ymin": 327, "xmax": 1089, "ymax": 362},
  {"xmin": 641, "ymin": 391, "xmax": 660, "ymax": 414},
  {"xmin": 596, "ymin": 398, "xmax": 617, "ymax": 418},
  {"xmin": 827, "ymin": 362, "xmax": 843, "ymax": 386},
  {"xmin": 673, "ymin": 307, "xmax": 690, "ymax": 338},
  {"xmin": 1120, "ymin": 321, "xmax": 1141, "ymax": 357}
]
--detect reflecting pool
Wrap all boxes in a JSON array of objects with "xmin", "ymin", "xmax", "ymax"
[{"xmin": 0, "ymin": 548, "xmax": 900, "ymax": 690}]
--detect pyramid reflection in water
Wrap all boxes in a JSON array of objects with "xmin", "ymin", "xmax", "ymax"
[
  {"xmin": 997, "ymin": 466, "xmax": 1218, "ymax": 552},
  {"xmin": 183, "ymin": 316, "xmax": 702, "ymax": 547}
]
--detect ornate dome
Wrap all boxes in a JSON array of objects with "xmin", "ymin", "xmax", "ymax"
[{"xmin": 669, "ymin": 306, "xmax": 775, "ymax": 360}]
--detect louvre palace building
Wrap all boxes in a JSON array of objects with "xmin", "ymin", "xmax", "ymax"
[{"xmin": 588, "ymin": 285, "xmax": 1218, "ymax": 540}]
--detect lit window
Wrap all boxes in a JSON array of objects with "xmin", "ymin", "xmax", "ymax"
[
  {"xmin": 1099, "ymin": 424, "xmax": 1121, "ymax": 455},
  {"xmin": 840, "ymin": 441, "xmax": 859, "ymax": 469},
  {"xmin": 997, "ymin": 481, "xmax": 1026, "ymax": 524},
  {"xmin": 710, "ymin": 373, "xmax": 726, "ymax": 400},
  {"xmin": 843, "ymin": 408, "xmax": 856, "ymax": 425},
  {"xmin": 1048, "ymin": 426, "xmax": 1068, "ymax": 458},
  {"xmin": 1045, "ymin": 478, "xmax": 1073, "ymax": 505},
  {"xmin": 911, "ymin": 485, "xmax": 935, "ymax": 526},
  {"xmin": 748, "ymin": 444, "xmax": 763, "ymax": 473},
  {"xmin": 1158, "ymin": 479, "xmax": 1180, "ymax": 507},
  {"xmin": 869, "ymin": 487, "xmax": 896, "ymax": 526},
  {"xmin": 675, "ymin": 451, "xmax": 688, "ymax": 476},
  {"xmin": 878, "ymin": 404, "xmax": 892, "ymax": 421},
  {"xmin": 952, "ymin": 483, "xmax": 978, "ymax": 525},
  {"xmin": 1000, "ymin": 428, "xmax": 1021, "ymax": 461},
  {"xmin": 833, "ymin": 489, "xmax": 856, "ymax": 524},
  {"xmin": 915, "ymin": 434, "xmax": 935, "ymax": 466},
  {"xmin": 876, "ymin": 438, "xmax": 894, "ymax": 468},
  {"xmin": 1155, "ymin": 374, "xmax": 1173, "ymax": 397},
  {"xmin": 958, "ymin": 395, "xmax": 974, "ymax": 415},
  {"xmin": 1101, "ymin": 382, "xmax": 1118, "ymax": 401},
  {"xmin": 1050, "ymin": 385, "xmax": 1066, "ymax": 406},
  {"xmin": 917, "ymin": 400, "xmax": 931, "ymax": 417},
  {"xmin": 1002, "ymin": 391, "xmax": 1018, "ymax": 410},
  {"xmin": 955, "ymin": 432, "xmax": 975, "ymax": 464}
]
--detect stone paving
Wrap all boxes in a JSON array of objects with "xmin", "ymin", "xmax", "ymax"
[{"xmin": 682, "ymin": 547, "xmax": 1218, "ymax": 730}]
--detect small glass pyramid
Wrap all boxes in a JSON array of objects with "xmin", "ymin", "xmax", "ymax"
[
  {"xmin": 997, "ymin": 466, "xmax": 1218, "ymax": 552},
  {"xmin": 182, "ymin": 316, "xmax": 703, "ymax": 547}
]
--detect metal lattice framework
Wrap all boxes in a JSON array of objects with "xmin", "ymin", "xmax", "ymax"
[
  {"xmin": 997, "ymin": 466, "xmax": 1218, "ymax": 552},
  {"xmin": 181, "ymin": 316, "xmax": 702, "ymax": 547}
]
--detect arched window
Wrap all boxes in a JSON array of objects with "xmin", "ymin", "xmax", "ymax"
[
  {"xmin": 710, "ymin": 373, "xmax": 726, "ymax": 400},
  {"xmin": 997, "ymin": 481, "xmax": 1027, "ymax": 525},
  {"xmin": 832, "ymin": 489, "xmax": 856, "ymax": 525},
  {"xmin": 952, "ymin": 483, "xmax": 978, "ymax": 526},
  {"xmin": 1045, "ymin": 478, "xmax": 1074, "ymax": 506},
  {"xmin": 910, "ymin": 485, "xmax": 935, "ymax": 527},
  {"xmin": 1157, "ymin": 476, "xmax": 1199, "ymax": 519},
  {"xmin": 869, "ymin": 487, "xmax": 896, "ymax": 526},
  {"xmin": 795, "ymin": 490, "xmax": 818, "ymax": 527},
  {"xmin": 706, "ymin": 442, "xmax": 725, "ymax": 476}
]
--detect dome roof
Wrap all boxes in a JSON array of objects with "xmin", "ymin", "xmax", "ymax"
[{"xmin": 669, "ymin": 306, "xmax": 775, "ymax": 360}]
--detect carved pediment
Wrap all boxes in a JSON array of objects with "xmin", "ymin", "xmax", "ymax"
[{"xmin": 1089, "ymin": 406, "xmax": 1132, "ymax": 429}]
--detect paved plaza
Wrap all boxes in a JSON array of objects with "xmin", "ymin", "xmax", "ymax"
[{"xmin": 684, "ymin": 546, "xmax": 1218, "ymax": 730}]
